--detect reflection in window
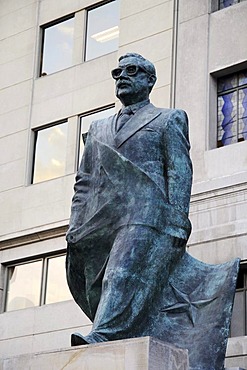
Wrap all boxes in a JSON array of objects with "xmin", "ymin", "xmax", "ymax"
[
  {"xmin": 5, "ymin": 261, "xmax": 42, "ymax": 312},
  {"xmin": 45, "ymin": 255, "xmax": 71, "ymax": 304},
  {"xmin": 32, "ymin": 121, "xmax": 68, "ymax": 184},
  {"xmin": 78, "ymin": 106, "xmax": 115, "ymax": 163},
  {"xmin": 85, "ymin": 0, "xmax": 120, "ymax": 61},
  {"xmin": 4, "ymin": 254, "xmax": 72, "ymax": 312},
  {"xmin": 217, "ymin": 69, "xmax": 247, "ymax": 147},
  {"xmin": 230, "ymin": 265, "xmax": 247, "ymax": 337},
  {"xmin": 40, "ymin": 15, "xmax": 74, "ymax": 76},
  {"xmin": 219, "ymin": 0, "xmax": 247, "ymax": 9}
]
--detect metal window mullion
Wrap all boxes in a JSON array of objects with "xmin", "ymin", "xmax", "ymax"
[
  {"xmin": 245, "ymin": 273, "xmax": 247, "ymax": 335},
  {"xmin": 237, "ymin": 87, "xmax": 240, "ymax": 140},
  {"xmin": 218, "ymin": 82, "xmax": 247, "ymax": 97},
  {"xmin": 218, "ymin": 87, "xmax": 237, "ymax": 97},
  {"xmin": 2, "ymin": 266, "xmax": 10, "ymax": 313},
  {"xmin": 40, "ymin": 258, "xmax": 48, "ymax": 305},
  {"xmin": 245, "ymin": 288, "xmax": 247, "ymax": 335}
]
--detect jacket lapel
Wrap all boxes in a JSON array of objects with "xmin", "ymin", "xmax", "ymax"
[{"xmin": 115, "ymin": 103, "xmax": 161, "ymax": 148}]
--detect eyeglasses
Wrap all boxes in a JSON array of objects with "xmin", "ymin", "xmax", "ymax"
[{"xmin": 111, "ymin": 64, "xmax": 153, "ymax": 80}]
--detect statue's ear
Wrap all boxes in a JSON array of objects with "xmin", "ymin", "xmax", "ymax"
[{"xmin": 148, "ymin": 75, "xmax": 157, "ymax": 91}]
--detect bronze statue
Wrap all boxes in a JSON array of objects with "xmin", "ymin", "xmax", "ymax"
[{"xmin": 66, "ymin": 53, "xmax": 239, "ymax": 370}]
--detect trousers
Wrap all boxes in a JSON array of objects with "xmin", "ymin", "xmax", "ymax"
[{"xmin": 66, "ymin": 225, "xmax": 185, "ymax": 341}]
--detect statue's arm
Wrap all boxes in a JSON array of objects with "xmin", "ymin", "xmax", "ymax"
[
  {"xmin": 163, "ymin": 109, "xmax": 193, "ymax": 215},
  {"xmin": 70, "ymin": 129, "xmax": 93, "ymax": 215}
]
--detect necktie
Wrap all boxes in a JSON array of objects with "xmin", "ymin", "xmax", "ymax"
[{"xmin": 116, "ymin": 107, "xmax": 133, "ymax": 131}]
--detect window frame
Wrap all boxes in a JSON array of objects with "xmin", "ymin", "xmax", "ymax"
[
  {"xmin": 3, "ymin": 251, "xmax": 71, "ymax": 313},
  {"xmin": 31, "ymin": 119, "xmax": 68, "ymax": 184},
  {"xmin": 230, "ymin": 262, "xmax": 247, "ymax": 337},
  {"xmin": 39, "ymin": 13, "xmax": 75, "ymax": 77},
  {"xmin": 216, "ymin": 69, "xmax": 247, "ymax": 148},
  {"xmin": 218, "ymin": 0, "xmax": 246, "ymax": 9},
  {"xmin": 84, "ymin": 0, "xmax": 120, "ymax": 62}
]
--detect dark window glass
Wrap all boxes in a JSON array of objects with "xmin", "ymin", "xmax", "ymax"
[
  {"xmin": 230, "ymin": 266, "xmax": 247, "ymax": 337},
  {"xmin": 40, "ymin": 16, "xmax": 74, "ymax": 76},
  {"xmin": 5, "ymin": 261, "xmax": 43, "ymax": 312},
  {"xmin": 78, "ymin": 106, "xmax": 115, "ymax": 163},
  {"xmin": 85, "ymin": 0, "xmax": 120, "ymax": 61},
  {"xmin": 219, "ymin": 0, "xmax": 247, "ymax": 9},
  {"xmin": 217, "ymin": 70, "xmax": 247, "ymax": 147},
  {"xmin": 32, "ymin": 121, "xmax": 68, "ymax": 184}
]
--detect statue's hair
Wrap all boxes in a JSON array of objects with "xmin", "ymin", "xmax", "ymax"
[
  {"xmin": 118, "ymin": 53, "xmax": 157, "ymax": 92},
  {"xmin": 118, "ymin": 53, "xmax": 156, "ymax": 78}
]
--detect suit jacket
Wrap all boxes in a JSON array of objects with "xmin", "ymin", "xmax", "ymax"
[{"xmin": 66, "ymin": 103, "xmax": 192, "ymax": 244}]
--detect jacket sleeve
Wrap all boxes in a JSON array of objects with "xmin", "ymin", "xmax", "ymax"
[
  {"xmin": 163, "ymin": 109, "xmax": 193, "ymax": 216},
  {"xmin": 67, "ymin": 126, "xmax": 94, "ymax": 234}
]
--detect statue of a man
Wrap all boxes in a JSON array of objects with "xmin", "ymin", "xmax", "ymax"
[{"xmin": 66, "ymin": 53, "xmax": 192, "ymax": 346}]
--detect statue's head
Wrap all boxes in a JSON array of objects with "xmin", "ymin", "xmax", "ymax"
[{"xmin": 111, "ymin": 53, "xmax": 157, "ymax": 106}]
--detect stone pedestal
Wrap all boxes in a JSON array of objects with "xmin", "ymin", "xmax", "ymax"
[{"xmin": 1, "ymin": 337, "xmax": 189, "ymax": 370}]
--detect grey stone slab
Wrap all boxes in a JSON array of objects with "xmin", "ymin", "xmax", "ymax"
[{"xmin": 1, "ymin": 336, "xmax": 189, "ymax": 370}]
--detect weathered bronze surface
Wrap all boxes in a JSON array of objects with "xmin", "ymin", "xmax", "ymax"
[{"xmin": 66, "ymin": 53, "xmax": 239, "ymax": 369}]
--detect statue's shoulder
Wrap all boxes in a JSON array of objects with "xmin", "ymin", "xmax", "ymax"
[
  {"xmin": 153, "ymin": 106, "xmax": 186, "ymax": 117},
  {"xmin": 89, "ymin": 113, "xmax": 117, "ymax": 133},
  {"xmin": 153, "ymin": 107, "xmax": 188, "ymax": 125}
]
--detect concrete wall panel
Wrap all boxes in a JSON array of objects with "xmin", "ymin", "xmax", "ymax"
[
  {"xmin": 119, "ymin": 30, "xmax": 173, "ymax": 65},
  {"xmin": 0, "ymin": 237, "xmax": 67, "ymax": 262},
  {"xmin": 120, "ymin": 1, "xmax": 173, "ymax": 47},
  {"xmin": 0, "ymin": 0, "xmax": 36, "ymax": 18},
  {"xmin": 204, "ymin": 142, "xmax": 247, "ymax": 181},
  {"xmin": 121, "ymin": 0, "xmax": 168, "ymax": 18},
  {"xmin": 0, "ymin": 80, "xmax": 32, "ymax": 115},
  {"xmin": 0, "ymin": 173, "xmax": 76, "ymax": 239},
  {"xmin": 176, "ymin": 14, "xmax": 209, "ymax": 183},
  {"xmin": 209, "ymin": 2, "xmax": 247, "ymax": 72},
  {"xmin": 155, "ymin": 58, "xmax": 172, "ymax": 90},
  {"xmin": 0, "ymin": 3, "xmax": 37, "ymax": 40},
  {"xmin": 39, "ymin": 0, "xmax": 86, "ymax": 25},
  {"xmin": 179, "ymin": 0, "xmax": 209, "ymax": 23},
  {"xmin": 0, "ymin": 301, "xmax": 91, "ymax": 358},
  {"xmin": 151, "ymin": 85, "xmax": 171, "ymax": 108},
  {"xmin": 0, "ymin": 130, "xmax": 27, "ymax": 166},
  {"xmin": 0, "ymin": 28, "xmax": 35, "ymax": 65},
  {"xmin": 188, "ymin": 233, "xmax": 247, "ymax": 264},
  {"xmin": 0, "ymin": 107, "xmax": 30, "ymax": 138},
  {"xmin": 0, "ymin": 159, "xmax": 26, "ymax": 192},
  {"xmin": 0, "ymin": 54, "xmax": 34, "ymax": 90}
]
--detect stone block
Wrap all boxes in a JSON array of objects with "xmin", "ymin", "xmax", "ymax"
[
  {"xmin": 0, "ymin": 337, "xmax": 189, "ymax": 370},
  {"xmin": 120, "ymin": 1, "xmax": 173, "ymax": 46}
]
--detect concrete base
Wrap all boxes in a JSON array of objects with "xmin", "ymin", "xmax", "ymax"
[{"xmin": 1, "ymin": 336, "xmax": 189, "ymax": 370}]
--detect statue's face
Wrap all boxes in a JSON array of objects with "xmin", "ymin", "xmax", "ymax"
[{"xmin": 112, "ymin": 57, "xmax": 153, "ymax": 106}]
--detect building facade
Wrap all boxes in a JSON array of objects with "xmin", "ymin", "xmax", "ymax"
[{"xmin": 0, "ymin": 0, "xmax": 246, "ymax": 367}]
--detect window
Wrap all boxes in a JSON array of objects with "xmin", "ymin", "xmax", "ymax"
[
  {"xmin": 45, "ymin": 255, "xmax": 71, "ymax": 304},
  {"xmin": 5, "ymin": 260, "xmax": 43, "ymax": 311},
  {"xmin": 4, "ymin": 254, "xmax": 72, "ymax": 312},
  {"xmin": 85, "ymin": 0, "xmax": 120, "ymax": 61},
  {"xmin": 32, "ymin": 120, "xmax": 68, "ymax": 184},
  {"xmin": 78, "ymin": 106, "xmax": 115, "ymax": 164},
  {"xmin": 219, "ymin": 0, "xmax": 247, "ymax": 9},
  {"xmin": 40, "ymin": 15, "xmax": 75, "ymax": 76},
  {"xmin": 217, "ymin": 70, "xmax": 247, "ymax": 147},
  {"xmin": 230, "ymin": 264, "xmax": 247, "ymax": 337}
]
